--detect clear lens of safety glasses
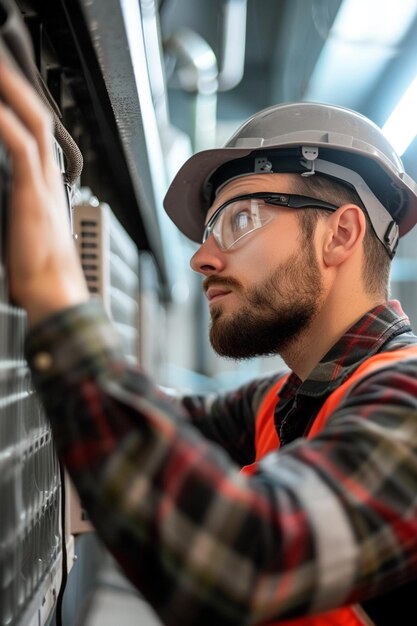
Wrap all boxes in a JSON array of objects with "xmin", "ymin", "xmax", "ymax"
[
  {"xmin": 203, "ymin": 192, "xmax": 340, "ymax": 250},
  {"xmin": 205, "ymin": 198, "xmax": 276, "ymax": 250}
]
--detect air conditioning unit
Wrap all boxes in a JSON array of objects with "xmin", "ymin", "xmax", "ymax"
[
  {"xmin": 69, "ymin": 199, "xmax": 141, "ymax": 533},
  {"xmin": 72, "ymin": 199, "xmax": 140, "ymax": 361}
]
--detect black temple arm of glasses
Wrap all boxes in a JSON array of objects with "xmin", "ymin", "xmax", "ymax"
[{"xmin": 260, "ymin": 193, "xmax": 338, "ymax": 212}]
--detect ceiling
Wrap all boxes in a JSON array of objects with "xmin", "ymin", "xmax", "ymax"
[{"xmin": 160, "ymin": 0, "xmax": 417, "ymax": 180}]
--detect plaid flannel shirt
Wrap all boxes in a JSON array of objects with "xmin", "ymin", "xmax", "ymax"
[{"xmin": 25, "ymin": 299, "xmax": 417, "ymax": 625}]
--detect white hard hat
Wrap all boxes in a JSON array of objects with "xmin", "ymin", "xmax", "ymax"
[{"xmin": 163, "ymin": 102, "xmax": 417, "ymax": 257}]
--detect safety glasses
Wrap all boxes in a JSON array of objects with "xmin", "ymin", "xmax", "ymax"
[{"xmin": 202, "ymin": 192, "xmax": 339, "ymax": 250}]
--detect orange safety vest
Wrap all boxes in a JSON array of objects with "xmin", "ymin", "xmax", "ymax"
[{"xmin": 240, "ymin": 344, "xmax": 417, "ymax": 626}]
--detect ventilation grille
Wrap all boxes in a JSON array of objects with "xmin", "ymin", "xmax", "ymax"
[
  {"xmin": 79, "ymin": 217, "xmax": 101, "ymax": 295},
  {"xmin": 73, "ymin": 202, "xmax": 140, "ymax": 362}
]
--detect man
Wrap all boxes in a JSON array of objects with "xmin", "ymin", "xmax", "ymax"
[{"xmin": 2, "ymin": 57, "xmax": 417, "ymax": 626}]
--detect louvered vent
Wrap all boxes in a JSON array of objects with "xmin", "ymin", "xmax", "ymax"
[
  {"xmin": 73, "ymin": 201, "xmax": 107, "ymax": 308},
  {"xmin": 72, "ymin": 201, "xmax": 140, "ymax": 361},
  {"xmin": 79, "ymin": 218, "xmax": 101, "ymax": 295}
]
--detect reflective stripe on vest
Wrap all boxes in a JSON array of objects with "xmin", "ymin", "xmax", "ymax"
[{"xmin": 240, "ymin": 344, "xmax": 417, "ymax": 625}]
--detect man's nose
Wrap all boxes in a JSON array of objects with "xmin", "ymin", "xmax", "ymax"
[{"xmin": 189, "ymin": 235, "xmax": 226, "ymax": 275}]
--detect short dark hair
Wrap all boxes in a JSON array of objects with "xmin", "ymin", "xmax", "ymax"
[{"xmin": 290, "ymin": 174, "xmax": 390, "ymax": 299}]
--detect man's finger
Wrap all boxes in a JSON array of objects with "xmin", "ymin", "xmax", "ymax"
[
  {"xmin": 0, "ymin": 59, "xmax": 54, "ymax": 170},
  {"xmin": 0, "ymin": 101, "xmax": 43, "ymax": 185}
]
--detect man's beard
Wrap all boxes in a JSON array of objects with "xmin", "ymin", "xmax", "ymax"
[{"xmin": 207, "ymin": 244, "xmax": 323, "ymax": 360}]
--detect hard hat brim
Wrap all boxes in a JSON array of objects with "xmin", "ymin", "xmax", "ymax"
[
  {"xmin": 164, "ymin": 147, "xmax": 417, "ymax": 245},
  {"xmin": 164, "ymin": 147, "xmax": 256, "ymax": 243}
]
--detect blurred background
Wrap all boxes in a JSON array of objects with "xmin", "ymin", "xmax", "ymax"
[
  {"xmin": 159, "ymin": 0, "xmax": 417, "ymax": 391},
  {"xmin": 2, "ymin": 1, "xmax": 417, "ymax": 625}
]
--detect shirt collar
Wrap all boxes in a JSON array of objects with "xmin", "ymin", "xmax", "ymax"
[{"xmin": 282, "ymin": 300, "xmax": 412, "ymax": 399}]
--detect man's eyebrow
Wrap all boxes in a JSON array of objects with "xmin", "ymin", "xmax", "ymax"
[
  {"xmin": 205, "ymin": 193, "xmax": 253, "ymax": 225},
  {"xmin": 205, "ymin": 201, "xmax": 224, "ymax": 225}
]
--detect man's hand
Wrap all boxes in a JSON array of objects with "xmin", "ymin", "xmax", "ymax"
[{"xmin": 0, "ymin": 58, "xmax": 89, "ymax": 326}]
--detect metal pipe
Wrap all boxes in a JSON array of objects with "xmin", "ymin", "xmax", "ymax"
[
  {"xmin": 218, "ymin": 0, "xmax": 248, "ymax": 92},
  {"xmin": 164, "ymin": 27, "xmax": 218, "ymax": 151}
]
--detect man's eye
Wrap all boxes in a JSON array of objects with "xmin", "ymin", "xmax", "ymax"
[{"xmin": 232, "ymin": 210, "xmax": 252, "ymax": 232}]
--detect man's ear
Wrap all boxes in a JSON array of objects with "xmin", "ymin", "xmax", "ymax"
[{"xmin": 322, "ymin": 204, "xmax": 367, "ymax": 267}]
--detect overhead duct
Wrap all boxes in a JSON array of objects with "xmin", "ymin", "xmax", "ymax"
[
  {"xmin": 217, "ymin": 0, "xmax": 248, "ymax": 92},
  {"xmin": 163, "ymin": 0, "xmax": 248, "ymax": 150},
  {"xmin": 165, "ymin": 27, "xmax": 218, "ymax": 152}
]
